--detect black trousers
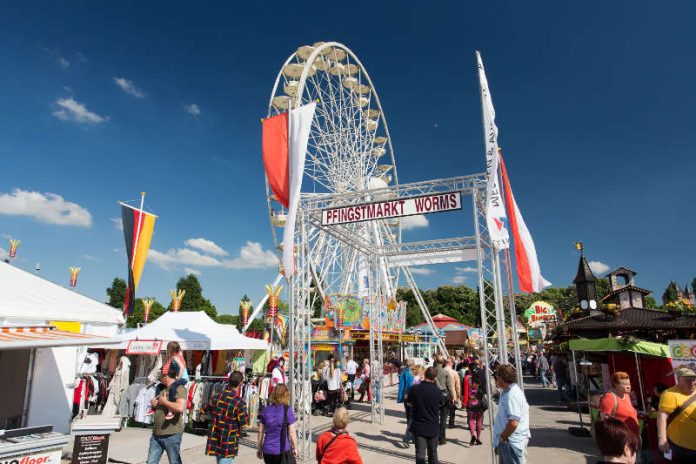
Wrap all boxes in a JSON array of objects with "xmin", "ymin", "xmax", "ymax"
[
  {"xmin": 262, "ymin": 454, "xmax": 282, "ymax": 464},
  {"xmin": 448, "ymin": 402, "xmax": 456, "ymax": 427},
  {"xmin": 414, "ymin": 435, "xmax": 439, "ymax": 464},
  {"xmin": 438, "ymin": 401, "xmax": 450, "ymax": 442},
  {"xmin": 670, "ymin": 440, "xmax": 696, "ymax": 463}
]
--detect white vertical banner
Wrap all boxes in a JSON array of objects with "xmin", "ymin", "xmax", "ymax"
[
  {"xmin": 476, "ymin": 51, "xmax": 509, "ymax": 250},
  {"xmin": 283, "ymin": 102, "xmax": 317, "ymax": 277}
]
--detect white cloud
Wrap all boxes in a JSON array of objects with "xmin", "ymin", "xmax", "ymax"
[
  {"xmin": 452, "ymin": 275, "xmax": 467, "ymax": 284},
  {"xmin": 0, "ymin": 189, "xmax": 92, "ymax": 227},
  {"xmin": 455, "ymin": 266, "xmax": 478, "ymax": 273},
  {"xmin": 149, "ymin": 248, "xmax": 223, "ymax": 271},
  {"xmin": 114, "ymin": 77, "xmax": 146, "ymax": 98},
  {"xmin": 401, "ymin": 214, "xmax": 429, "ymax": 231},
  {"xmin": 185, "ymin": 238, "xmax": 228, "ymax": 256},
  {"xmin": 150, "ymin": 240, "xmax": 278, "ymax": 271},
  {"xmin": 223, "ymin": 242, "xmax": 278, "ymax": 269},
  {"xmin": 109, "ymin": 217, "xmax": 124, "ymax": 231},
  {"xmin": 40, "ymin": 46, "xmax": 70, "ymax": 69},
  {"xmin": 588, "ymin": 260, "xmax": 610, "ymax": 275},
  {"xmin": 184, "ymin": 103, "xmax": 201, "ymax": 116},
  {"xmin": 83, "ymin": 254, "xmax": 101, "ymax": 262},
  {"xmin": 184, "ymin": 267, "xmax": 202, "ymax": 276},
  {"xmin": 409, "ymin": 267, "xmax": 434, "ymax": 276},
  {"xmin": 53, "ymin": 98, "xmax": 108, "ymax": 124}
]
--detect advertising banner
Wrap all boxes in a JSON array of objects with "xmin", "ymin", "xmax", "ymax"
[
  {"xmin": 2, "ymin": 450, "xmax": 62, "ymax": 464},
  {"xmin": 668, "ymin": 340, "xmax": 696, "ymax": 371},
  {"xmin": 523, "ymin": 301, "xmax": 557, "ymax": 325}
]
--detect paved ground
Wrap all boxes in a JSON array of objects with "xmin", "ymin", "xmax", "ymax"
[{"xmin": 86, "ymin": 376, "xmax": 600, "ymax": 463}]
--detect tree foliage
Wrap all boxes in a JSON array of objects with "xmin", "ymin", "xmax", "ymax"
[
  {"xmin": 663, "ymin": 281, "xmax": 678, "ymax": 305},
  {"xmin": 106, "ymin": 277, "xmax": 127, "ymax": 309},
  {"xmin": 173, "ymin": 274, "xmax": 218, "ymax": 319},
  {"xmin": 397, "ymin": 278, "xmax": 625, "ymax": 328}
]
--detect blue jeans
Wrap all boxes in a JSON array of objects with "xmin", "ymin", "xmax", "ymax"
[
  {"xmin": 403, "ymin": 404, "xmax": 413, "ymax": 444},
  {"xmin": 217, "ymin": 458, "xmax": 234, "ymax": 464},
  {"xmin": 540, "ymin": 369, "xmax": 549, "ymax": 388},
  {"xmin": 498, "ymin": 441, "xmax": 525, "ymax": 464},
  {"xmin": 146, "ymin": 433, "xmax": 182, "ymax": 464}
]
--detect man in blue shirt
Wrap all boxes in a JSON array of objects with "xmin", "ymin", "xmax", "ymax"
[
  {"xmin": 493, "ymin": 364, "xmax": 530, "ymax": 464},
  {"xmin": 397, "ymin": 359, "xmax": 415, "ymax": 447}
]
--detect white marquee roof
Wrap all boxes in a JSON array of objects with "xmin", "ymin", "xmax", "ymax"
[
  {"xmin": 111, "ymin": 311, "xmax": 269, "ymax": 351},
  {"xmin": 0, "ymin": 262, "xmax": 125, "ymax": 325}
]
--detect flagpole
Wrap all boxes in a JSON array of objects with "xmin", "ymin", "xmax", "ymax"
[
  {"xmin": 132, "ymin": 192, "xmax": 146, "ymax": 271},
  {"xmin": 496, "ymin": 150, "xmax": 524, "ymax": 386}
]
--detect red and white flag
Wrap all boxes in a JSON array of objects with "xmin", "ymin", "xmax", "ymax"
[
  {"xmin": 262, "ymin": 102, "xmax": 317, "ymax": 277},
  {"xmin": 499, "ymin": 153, "xmax": 551, "ymax": 293}
]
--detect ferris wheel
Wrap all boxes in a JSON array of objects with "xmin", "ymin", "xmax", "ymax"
[{"xmin": 266, "ymin": 41, "xmax": 401, "ymax": 307}]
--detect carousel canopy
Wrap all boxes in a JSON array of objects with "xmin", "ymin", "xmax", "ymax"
[
  {"xmin": 109, "ymin": 311, "xmax": 268, "ymax": 351},
  {"xmin": 412, "ymin": 314, "xmax": 472, "ymax": 333}
]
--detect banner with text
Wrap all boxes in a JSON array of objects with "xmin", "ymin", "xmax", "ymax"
[
  {"xmin": 126, "ymin": 340, "xmax": 163, "ymax": 355},
  {"xmin": 668, "ymin": 339, "xmax": 696, "ymax": 371},
  {"xmin": 322, "ymin": 191, "xmax": 461, "ymax": 226}
]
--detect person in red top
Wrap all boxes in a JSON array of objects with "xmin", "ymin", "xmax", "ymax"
[
  {"xmin": 600, "ymin": 371, "xmax": 639, "ymax": 435},
  {"xmin": 316, "ymin": 407, "xmax": 363, "ymax": 464}
]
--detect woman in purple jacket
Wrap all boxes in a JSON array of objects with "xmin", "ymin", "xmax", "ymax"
[{"xmin": 257, "ymin": 384, "xmax": 298, "ymax": 463}]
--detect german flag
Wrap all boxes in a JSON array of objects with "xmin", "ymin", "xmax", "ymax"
[{"xmin": 120, "ymin": 203, "xmax": 156, "ymax": 315}]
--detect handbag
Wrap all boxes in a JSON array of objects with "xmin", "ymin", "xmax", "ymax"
[{"xmin": 279, "ymin": 405, "xmax": 297, "ymax": 464}]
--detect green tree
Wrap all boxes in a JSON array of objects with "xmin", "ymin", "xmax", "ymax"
[
  {"xmin": 691, "ymin": 278, "xmax": 696, "ymax": 297},
  {"xmin": 106, "ymin": 277, "xmax": 127, "ymax": 309},
  {"xmin": 173, "ymin": 274, "xmax": 218, "ymax": 318},
  {"xmin": 662, "ymin": 281, "xmax": 678, "ymax": 304},
  {"xmin": 217, "ymin": 314, "xmax": 239, "ymax": 326},
  {"xmin": 126, "ymin": 298, "xmax": 167, "ymax": 328},
  {"xmin": 644, "ymin": 295, "xmax": 658, "ymax": 309}
]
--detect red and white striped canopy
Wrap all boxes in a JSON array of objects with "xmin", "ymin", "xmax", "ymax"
[{"xmin": 0, "ymin": 326, "xmax": 120, "ymax": 350}]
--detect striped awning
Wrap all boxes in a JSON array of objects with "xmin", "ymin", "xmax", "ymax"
[{"xmin": 0, "ymin": 326, "xmax": 121, "ymax": 350}]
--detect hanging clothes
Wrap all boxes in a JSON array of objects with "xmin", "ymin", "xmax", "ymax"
[{"xmin": 101, "ymin": 356, "xmax": 131, "ymax": 417}]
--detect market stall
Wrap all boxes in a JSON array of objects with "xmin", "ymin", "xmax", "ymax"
[
  {"xmin": 0, "ymin": 262, "xmax": 123, "ymax": 433},
  {"xmin": 569, "ymin": 337, "xmax": 674, "ymax": 463}
]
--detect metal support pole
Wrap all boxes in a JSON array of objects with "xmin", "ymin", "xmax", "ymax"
[
  {"xmin": 504, "ymin": 248, "xmax": 524, "ymax": 387},
  {"xmin": 492, "ymin": 251, "xmax": 508, "ymax": 363},
  {"xmin": 472, "ymin": 190, "xmax": 497, "ymax": 464},
  {"xmin": 288, "ymin": 275, "xmax": 295, "ymax": 401},
  {"xmin": 21, "ymin": 348, "xmax": 37, "ymax": 426}
]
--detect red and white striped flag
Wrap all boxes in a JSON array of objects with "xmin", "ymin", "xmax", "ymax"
[
  {"xmin": 262, "ymin": 102, "xmax": 316, "ymax": 277},
  {"xmin": 499, "ymin": 153, "xmax": 551, "ymax": 293}
]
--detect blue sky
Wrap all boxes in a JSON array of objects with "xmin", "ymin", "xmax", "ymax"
[{"xmin": 1, "ymin": 2, "xmax": 695, "ymax": 314}]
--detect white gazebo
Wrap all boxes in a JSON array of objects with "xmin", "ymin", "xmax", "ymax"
[{"xmin": 113, "ymin": 311, "xmax": 268, "ymax": 351}]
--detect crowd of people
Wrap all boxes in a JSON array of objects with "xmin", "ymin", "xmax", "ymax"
[
  {"xmin": 136, "ymin": 339, "xmax": 696, "ymax": 464},
  {"xmin": 397, "ymin": 353, "xmax": 530, "ymax": 464}
]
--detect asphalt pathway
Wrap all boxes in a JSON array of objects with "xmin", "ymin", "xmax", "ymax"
[{"xmin": 92, "ymin": 376, "xmax": 600, "ymax": 463}]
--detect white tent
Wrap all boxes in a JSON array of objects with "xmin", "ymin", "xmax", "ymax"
[
  {"xmin": 0, "ymin": 262, "xmax": 124, "ymax": 325},
  {"xmin": 0, "ymin": 262, "xmax": 123, "ymax": 433},
  {"xmin": 112, "ymin": 311, "xmax": 268, "ymax": 351}
]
